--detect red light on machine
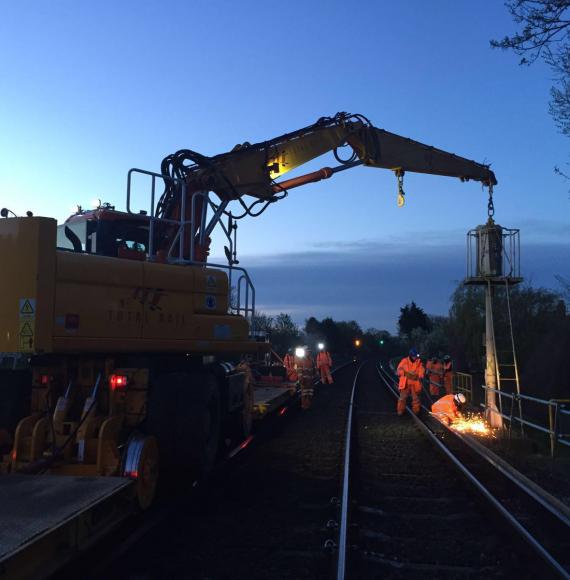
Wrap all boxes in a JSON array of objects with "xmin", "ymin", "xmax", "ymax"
[
  {"xmin": 109, "ymin": 374, "xmax": 128, "ymax": 391},
  {"xmin": 279, "ymin": 407, "xmax": 288, "ymax": 416},
  {"xmin": 40, "ymin": 374, "xmax": 51, "ymax": 385}
]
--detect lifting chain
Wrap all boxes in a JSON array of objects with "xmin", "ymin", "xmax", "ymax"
[
  {"xmin": 395, "ymin": 168, "xmax": 405, "ymax": 207},
  {"xmin": 487, "ymin": 184, "xmax": 495, "ymax": 218}
]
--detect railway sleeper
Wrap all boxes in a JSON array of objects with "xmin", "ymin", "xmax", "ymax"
[{"xmin": 359, "ymin": 551, "xmax": 499, "ymax": 575}]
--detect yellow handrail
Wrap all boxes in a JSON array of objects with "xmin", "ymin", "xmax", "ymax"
[{"xmin": 548, "ymin": 399, "xmax": 570, "ymax": 457}]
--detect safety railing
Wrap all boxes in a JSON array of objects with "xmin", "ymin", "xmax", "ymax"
[
  {"xmin": 125, "ymin": 168, "xmax": 256, "ymax": 323},
  {"xmin": 480, "ymin": 385, "xmax": 570, "ymax": 457},
  {"xmin": 454, "ymin": 372, "xmax": 473, "ymax": 400},
  {"xmin": 227, "ymin": 266, "xmax": 256, "ymax": 325},
  {"xmin": 466, "ymin": 225, "xmax": 521, "ymax": 280}
]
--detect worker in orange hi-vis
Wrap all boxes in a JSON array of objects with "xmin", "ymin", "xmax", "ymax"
[
  {"xmin": 431, "ymin": 393, "xmax": 466, "ymax": 425},
  {"xmin": 295, "ymin": 346, "xmax": 316, "ymax": 410},
  {"xmin": 442, "ymin": 355, "xmax": 454, "ymax": 395},
  {"xmin": 426, "ymin": 356, "xmax": 443, "ymax": 397},
  {"xmin": 316, "ymin": 343, "xmax": 334, "ymax": 385},
  {"xmin": 283, "ymin": 349, "xmax": 298, "ymax": 382},
  {"xmin": 396, "ymin": 348, "xmax": 425, "ymax": 415}
]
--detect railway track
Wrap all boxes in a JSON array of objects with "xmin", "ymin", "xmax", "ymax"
[
  {"xmin": 61, "ymin": 362, "xmax": 357, "ymax": 580},
  {"xmin": 58, "ymin": 359, "xmax": 570, "ymax": 579},
  {"xmin": 333, "ymin": 360, "xmax": 570, "ymax": 579}
]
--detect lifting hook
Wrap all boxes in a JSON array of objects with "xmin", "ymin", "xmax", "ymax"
[{"xmin": 395, "ymin": 168, "xmax": 405, "ymax": 207}]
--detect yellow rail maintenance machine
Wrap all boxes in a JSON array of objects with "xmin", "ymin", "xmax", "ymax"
[{"xmin": 0, "ymin": 112, "xmax": 496, "ymax": 578}]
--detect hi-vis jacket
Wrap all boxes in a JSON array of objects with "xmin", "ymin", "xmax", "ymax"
[
  {"xmin": 283, "ymin": 353, "xmax": 297, "ymax": 381},
  {"xmin": 295, "ymin": 354, "xmax": 315, "ymax": 378},
  {"xmin": 426, "ymin": 360, "xmax": 443, "ymax": 388},
  {"xmin": 397, "ymin": 357, "xmax": 425, "ymax": 391},
  {"xmin": 431, "ymin": 394, "xmax": 460, "ymax": 421},
  {"xmin": 316, "ymin": 351, "xmax": 332, "ymax": 368}
]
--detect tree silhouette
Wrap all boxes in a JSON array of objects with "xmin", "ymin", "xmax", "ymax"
[
  {"xmin": 491, "ymin": 1, "xmax": 570, "ymax": 137},
  {"xmin": 398, "ymin": 302, "xmax": 431, "ymax": 339}
]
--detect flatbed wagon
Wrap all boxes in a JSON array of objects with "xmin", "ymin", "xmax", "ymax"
[
  {"xmin": 0, "ymin": 475, "xmax": 133, "ymax": 579},
  {"xmin": 0, "ymin": 377, "xmax": 297, "ymax": 580}
]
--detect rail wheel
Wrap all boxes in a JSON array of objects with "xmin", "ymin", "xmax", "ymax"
[{"xmin": 122, "ymin": 432, "xmax": 159, "ymax": 510}]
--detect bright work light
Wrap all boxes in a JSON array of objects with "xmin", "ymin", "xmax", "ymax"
[
  {"xmin": 317, "ymin": 343, "xmax": 324, "ymax": 350},
  {"xmin": 295, "ymin": 347, "xmax": 305, "ymax": 358}
]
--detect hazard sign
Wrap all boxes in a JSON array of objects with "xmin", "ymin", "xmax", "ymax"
[
  {"xmin": 19, "ymin": 299, "xmax": 36, "ymax": 316},
  {"xmin": 19, "ymin": 321, "xmax": 34, "ymax": 337},
  {"xmin": 18, "ymin": 298, "xmax": 36, "ymax": 353}
]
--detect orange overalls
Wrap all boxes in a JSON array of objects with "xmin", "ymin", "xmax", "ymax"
[
  {"xmin": 295, "ymin": 354, "xmax": 316, "ymax": 410},
  {"xmin": 443, "ymin": 360, "xmax": 454, "ymax": 394},
  {"xmin": 426, "ymin": 360, "xmax": 443, "ymax": 396},
  {"xmin": 316, "ymin": 351, "xmax": 333, "ymax": 385},
  {"xmin": 396, "ymin": 356, "xmax": 425, "ymax": 415},
  {"xmin": 283, "ymin": 353, "xmax": 298, "ymax": 382},
  {"xmin": 431, "ymin": 394, "xmax": 461, "ymax": 425}
]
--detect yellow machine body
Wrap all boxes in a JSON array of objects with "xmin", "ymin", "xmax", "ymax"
[{"xmin": 0, "ymin": 217, "xmax": 264, "ymax": 356}]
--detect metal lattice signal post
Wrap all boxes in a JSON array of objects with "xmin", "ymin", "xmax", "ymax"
[{"xmin": 464, "ymin": 214, "xmax": 522, "ymax": 430}]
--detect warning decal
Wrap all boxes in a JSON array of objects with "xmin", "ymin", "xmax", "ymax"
[
  {"xmin": 19, "ymin": 321, "xmax": 34, "ymax": 336},
  {"xmin": 20, "ymin": 299, "xmax": 36, "ymax": 315},
  {"xmin": 18, "ymin": 297, "xmax": 36, "ymax": 353}
]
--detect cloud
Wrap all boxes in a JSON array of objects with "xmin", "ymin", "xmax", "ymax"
[
  {"xmin": 231, "ymin": 239, "xmax": 569, "ymax": 333},
  {"xmin": 515, "ymin": 218, "xmax": 570, "ymax": 241}
]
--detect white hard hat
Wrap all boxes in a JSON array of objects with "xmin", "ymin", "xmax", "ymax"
[{"xmin": 454, "ymin": 393, "xmax": 466, "ymax": 405}]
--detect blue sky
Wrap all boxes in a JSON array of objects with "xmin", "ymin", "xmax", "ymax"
[{"xmin": 0, "ymin": 0, "xmax": 568, "ymax": 332}]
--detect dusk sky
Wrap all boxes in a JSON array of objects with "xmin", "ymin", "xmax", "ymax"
[{"xmin": 1, "ymin": 0, "xmax": 568, "ymax": 332}]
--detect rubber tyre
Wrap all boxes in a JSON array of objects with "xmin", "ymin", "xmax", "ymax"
[
  {"xmin": 146, "ymin": 371, "xmax": 221, "ymax": 481},
  {"xmin": 180, "ymin": 372, "xmax": 221, "ymax": 478},
  {"xmin": 231, "ymin": 377, "xmax": 253, "ymax": 441}
]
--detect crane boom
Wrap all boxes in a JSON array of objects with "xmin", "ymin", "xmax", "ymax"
[
  {"xmin": 158, "ymin": 112, "xmax": 496, "ymax": 212},
  {"xmin": 348, "ymin": 126, "xmax": 497, "ymax": 185}
]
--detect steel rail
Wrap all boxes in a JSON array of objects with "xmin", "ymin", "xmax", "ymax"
[
  {"xmin": 72, "ymin": 361, "xmax": 355, "ymax": 580},
  {"xmin": 336, "ymin": 361, "xmax": 365, "ymax": 580},
  {"xmin": 376, "ymin": 363, "xmax": 570, "ymax": 580},
  {"xmin": 384, "ymin": 366, "xmax": 570, "ymax": 526},
  {"xmin": 443, "ymin": 414, "xmax": 570, "ymax": 527}
]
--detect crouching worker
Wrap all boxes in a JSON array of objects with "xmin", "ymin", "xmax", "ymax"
[
  {"xmin": 396, "ymin": 348, "xmax": 425, "ymax": 415},
  {"xmin": 431, "ymin": 393, "xmax": 467, "ymax": 425},
  {"xmin": 295, "ymin": 346, "xmax": 315, "ymax": 410}
]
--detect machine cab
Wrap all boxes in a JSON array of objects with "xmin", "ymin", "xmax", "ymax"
[{"xmin": 57, "ymin": 207, "xmax": 150, "ymax": 260}]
